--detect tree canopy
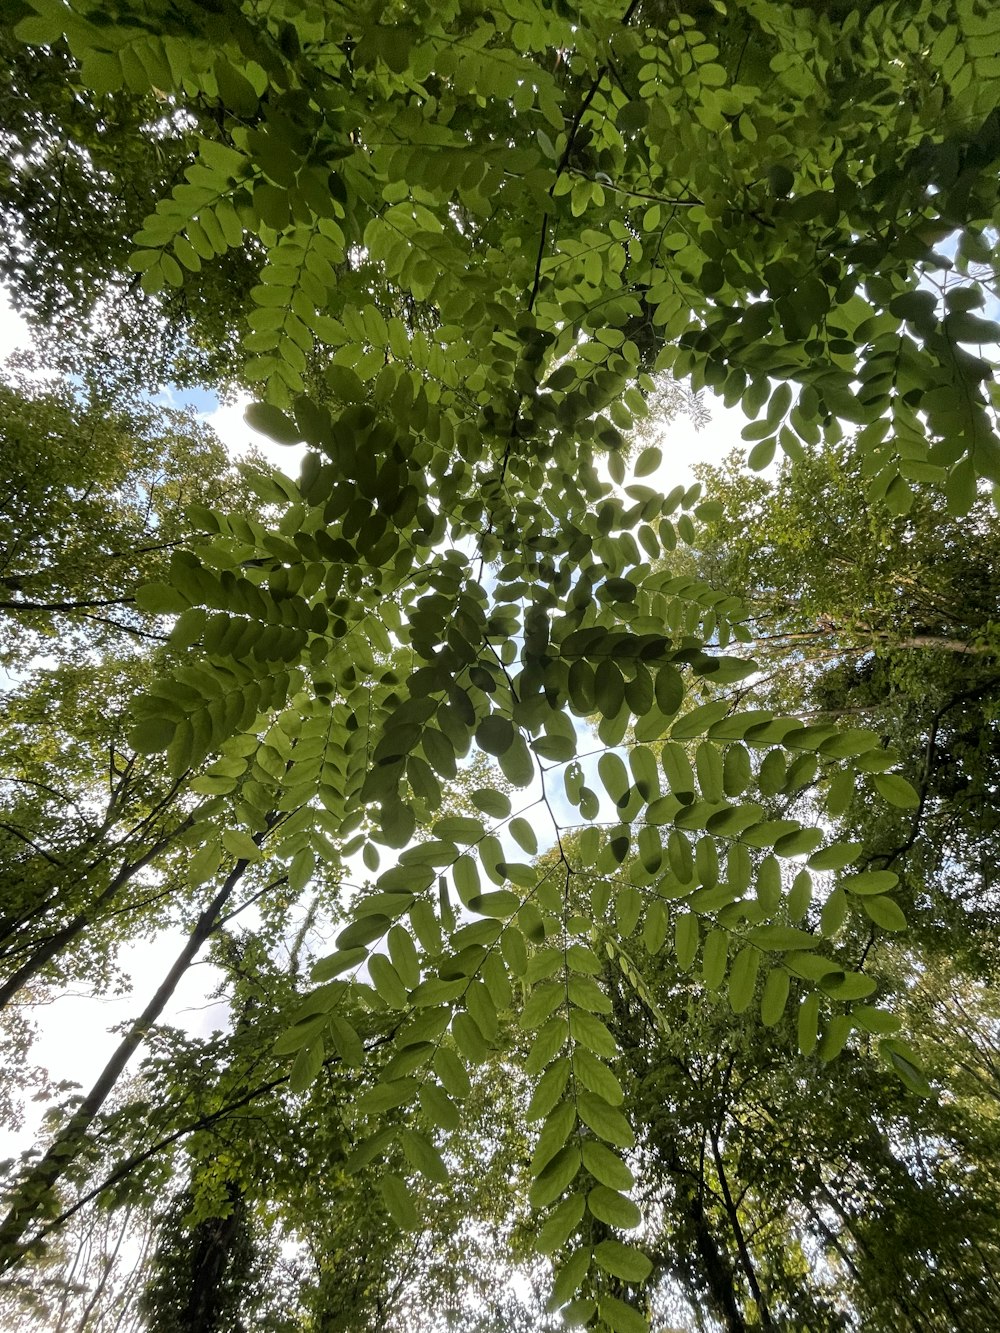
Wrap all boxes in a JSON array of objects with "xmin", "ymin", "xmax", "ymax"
[{"xmin": 2, "ymin": 0, "xmax": 1000, "ymax": 1329}]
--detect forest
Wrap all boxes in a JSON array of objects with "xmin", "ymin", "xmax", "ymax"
[{"xmin": 1, "ymin": 0, "xmax": 1000, "ymax": 1328}]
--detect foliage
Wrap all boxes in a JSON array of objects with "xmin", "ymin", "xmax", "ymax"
[
  {"xmin": 693, "ymin": 440, "xmax": 1000, "ymax": 967},
  {"xmin": 0, "ymin": 18, "xmax": 260, "ymax": 386},
  {"xmin": 2, "ymin": 0, "xmax": 1000, "ymax": 1330},
  {"xmin": 0, "ymin": 364, "xmax": 264, "ymax": 668}
]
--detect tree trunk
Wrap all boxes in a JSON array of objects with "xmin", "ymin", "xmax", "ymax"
[
  {"xmin": 0, "ymin": 823, "xmax": 189, "ymax": 1011},
  {"xmin": 0, "ymin": 857, "xmax": 250, "ymax": 1271},
  {"xmin": 710, "ymin": 1132, "xmax": 774, "ymax": 1328}
]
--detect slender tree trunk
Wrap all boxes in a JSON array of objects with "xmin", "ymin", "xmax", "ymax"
[
  {"xmin": 73, "ymin": 1203, "xmax": 132, "ymax": 1333},
  {"xmin": 813, "ymin": 1178, "xmax": 926, "ymax": 1333},
  {"xmin": 710, "ymin": 1132, "xmax": 774, "ymax": 1328},
  {"xmin": 683, "ymin": 1185, "xmax": 748, "ymax": 1333},
  {"xmin": 0, "ymin": 598, "xmax": 135, "ymax": 613},
  {"xmin": 751, "ymin": 627, "xmax": 996, "ymax": 656},
  {"xmin": 0, "ymin": 823, "xmax": 189, "ymax": 1011},
  {"xmin": 652, "ymin": 1145, "xmax": 749, "ymax": 1333},
  {"xmin": 0, "ymin": 858, "xmax": 249, "ymax": 1270}
]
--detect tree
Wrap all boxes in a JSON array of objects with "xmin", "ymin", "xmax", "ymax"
[
  {"xmin": 0, "ymin": 361, "xmax": 285, "ymax": 1016},
  {"xmin": 0, "ymin": 16, "xmax": 262, "ymax": 388},
  {"xmin": 691, "ymin": 440, "xmax": 1000, "ymax": 966},
  {"xmin": 0, "ymin": 363, "xmax": 266, "ymax": 669},
  {"xmin": 4, "ymin": 1, "xmax": 1000, "ymax": 1329}
]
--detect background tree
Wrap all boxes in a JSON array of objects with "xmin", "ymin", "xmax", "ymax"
[
  {"xmin": 0, "ymin": 15, "xmax": 260, "ymax": 387},
  {"xmin": 0, "ymin": 363, "xmax": 266, "ymax": 669}
]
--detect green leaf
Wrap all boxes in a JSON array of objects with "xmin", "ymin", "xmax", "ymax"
[
  {"xmin": 471, "ymin": 788, "xmax": 512, "ymax": 818},
  {"xmin": 527, "ymin": 1059, "xmax": 571, "ymax": 1121},
  {"xmin": 852, "ymin": 1006, "xmax": 900, "ymax": 1036},
  {"xmin": 760, "ymin": 968, "xmax": 790, "ymax": 1027},
  {"xmin": 400, "ymin": 1128, "xmax": 448, "ymax": 1184},
  {"xmin": 598, "ymin": 1294, "xmax": 648, "ymax": 1333},
  {"xmin": 701, "ymin": 930, "xmax": 728, "ymax": 989},
  {"xmin": 434, "ymin": 1047, "xmax": 470, "ymax": 1099},
  {"xmin": 469, "ymin": 890, "xmax": 520, "ymax": 918},
  {"xmin": 222, "ymin": 829, "xmax": 261, "ymax": 861},
  {"xmin": 587, "ymin": 1184, "xmax": 641, "ymax": 1229},
  {"xmin": 819, "ymin": 1013, "xmax": 853, "ymax": 1062},
  {"xmin": 499, "ymin": 733, "xmax": 535, "ymax": 786},
  {"xmin": 842, "ymin": 870, "xmax": 899, "ymax": 896},
  {"xmin": 453, "ymin": 855, "xmax": 480, "ymax": 906},
  {"xmin": 245, "ymin": 402, "xmax": 302, "ymax": 444},
  {"xmin": 289, "ymin": 1040, "xmax": 324, "ymax": 1094},
  {"xmin": 884, "ymin": 1045, "xmax": 932, "ymax": 1097},
  {"xmin": 873, "ymin": 773, "xmax": 920, "ymax": 809},
  {"xmin": 890, "ymin": 289, "xmax": 937, "ymax": 322},
  {"xmin": 15, "ymin": 15, "xmax": 67, "ymax": 44},
  {"xmin": 595, "ymin": 660, "xmax": 625, "ymax": 718},
  {"xmin": 947, "ymin": 458, "xmax": 977, "ymax": 517},
  {"xmin": 476, "ymin": 716, "xmax": 514, "ymax": 755},
  {"xmin": 748, "ymin": 438, "xmax": 776, "ymax": 470},
  {"xmin": 826, "ymin": 769, "xmax": 855, "ymax": 818},
  {"xmin": 748, "ymin": 925, "xmax": 819, "ymax": 952},
  {"xmin": 273, "ymin": 1015, "xmax": 326, "ymax": 1057},
  {"xmin": 767, "ymin": 164, "xmax": 794, "ymax": 197},
  {"xmin": 509, "ymin": 816, "xmax": 539, "ymax": 855},
  {"xmin": 380, "ymin": 1173, "xmax": 419, "ymax": 1229},
  {"xmin": 573, "ymin": 1049, "xmax": 624, "ymax": 1106},
  {"xmin": 536, "ymin": 1194, "xmax": 586, "ymax": 1254},
  {"xmin": 808, "ymin": 842, "xmax": 863, "ymax": 871},
  {"xmin": 576, "ymin": 1091, "xmax": 634, "ymax": 1148},
  {"xmin": 312, "ymin": 948, "xmax": 367, "ymax": 981},
  {"xmin": 773, "ymin": 827, "xmax": 823, "ymax": 857},
  {"xmin": 593, "ymin": 1239, "xmax": 652, "ymax": 1283},
  {"xmin": 530, "ymin": 1144, "xmax": 582, "ymax": 1208},
  {"xmin": 634, "ymin": 446, "xmax": 662, "ymax": 477},
  {"xmin": 356, "ymin": 1077, "xmax": 418, "ymax": 1115},
  {"xmin": 861, "ymin": 895, "xmax": 907, "ymax": 932},
  {"xmin": 654, "ymin": 663, "xmax": 684, "ymax": 717},
  {"xmin": 674, "ymin": 912, "xmax": 700, "ymax": 971},
  {"xmin": 369, "ymin": 954, "xmax": 408, "ymax": 1008},
  {"xmin": 569, "ymin": 1010, "xmax": 618, "ymax": 1060},
  {"xmin": 451, "ymin": 1012, "xmax": 490, "ymax": 1062},
  {"xmin": 289, "ymin": 848, "xmax": 315, "ymax": 894},
  {"xmin": 695, "ymin": 742, "xmax": 724, "ymax": 802},
  {"xmin": 943, "ymin": 311, "xmax": 1000, "ymax": 343},
  {"xmin": 728, "ymin": 946, "xmax": 759, "ymax": 1014},
  {"xmin": 418, "ymin": 1083, "xmax": 461, "ymax": 1131},
  {"xmin": 134, "ymin": 582, "xmax": 189, "ymax": 614},
  {"xmin": 551, "ymin": 1248, "xmax": 592, "ymax": 1309},
  {"xmin": 671, "ymin": 700, "xmax": 730, "ymax": 739},
  {"xmin": 582, "ymin": 1139, "xmax": 634, "ymax": 1191},
  {"xmin": 820, "ymin": 886, "xmax": 848, "ymax": 937},
  {"xmin": 822, "ymin": 971, "xmax": 877, "ymax": 1000},
  {"xmin": 706, "ymin": 803, "xmax": 764, "ymax": 836},
  {"xmin": 129, "ymin": 717, "xmax": 176, "ymax": 754}
]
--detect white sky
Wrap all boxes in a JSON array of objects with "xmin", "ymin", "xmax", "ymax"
[
  {"xmin": 201, "ymin": 392, "xmax": 306, "ymax": 474},
  {"xmin": 0, "ymin": 288, "xmax": 29, "ymax": 361}
]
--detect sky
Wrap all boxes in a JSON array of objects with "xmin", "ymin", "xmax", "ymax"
[{"xmin": 0, "ymin": 284, "xmax": 748, "ymax": 1162}]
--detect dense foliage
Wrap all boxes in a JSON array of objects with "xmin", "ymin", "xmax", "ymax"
[{"xmin": 2, "ymin": 0, "xmax": 1000, "ymax": 1328}]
